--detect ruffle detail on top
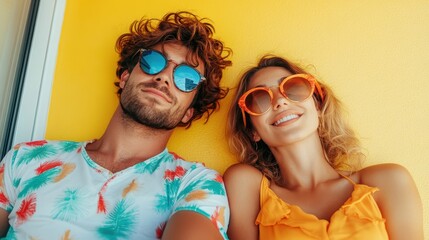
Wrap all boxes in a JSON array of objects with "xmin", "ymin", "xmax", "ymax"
[
  {"xmin": 339, "ymin": 184, "xmax": 385, "ymax": 222},
  {"xmin": 256, "ymin": 176, "xmax": 388, "ymax": 239},
  {"xmin": 256, "ymin": 177, "xmax": 328, "ymax": 239}
]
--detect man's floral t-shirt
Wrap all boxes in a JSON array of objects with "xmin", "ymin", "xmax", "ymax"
[{"xmin": 0, "ymin": 140, "xmax": 229, "ymax": 239}]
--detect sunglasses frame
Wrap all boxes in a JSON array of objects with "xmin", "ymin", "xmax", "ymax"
[
  {"xmin": 137, "ymin": 48, "xmax": 206, "ymax": 92},
  {"xmin": 238, "ymin": 73, "xmax": 324, "ymax": 126}
]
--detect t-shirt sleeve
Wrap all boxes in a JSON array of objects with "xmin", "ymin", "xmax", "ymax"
[
  {"xmin": 172, "ymin": 165, "xmax": 230, "ymax": 239},
  {"xmin": 0, "ymin": 148, "xmax": 18, "ymax": 212}
]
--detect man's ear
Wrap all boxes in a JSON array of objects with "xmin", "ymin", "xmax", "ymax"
[
  {"xmin": 181, "ymin": 108, "xmax": 194, "ymax": 124},
  {"xmin": 119, "ymin": 70, "xmax": 130, "ymax": 89}
]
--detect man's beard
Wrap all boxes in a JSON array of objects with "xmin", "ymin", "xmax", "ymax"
[{"xmin": 120, "ymin": 82, "xmax": 189, "ymax": 130}]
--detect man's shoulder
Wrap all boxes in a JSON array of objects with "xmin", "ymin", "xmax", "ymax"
[
  {"xmin": 166, "ymin": 151, "xmax": 222, "ymax": 178},
  {"xmin": 0, "ymin": 140, "xmax": 85, "ymax": 175},
  {"xmin": 4, "ymin": 140, "xmax": 84, "ymax": 163},
  {"xmin": 167, "ymin": 151, "xmax": 208, "ymax": 169},
  {"xmin": 13, "ymin": 139, "xmax": 82, "ymax": 150}
]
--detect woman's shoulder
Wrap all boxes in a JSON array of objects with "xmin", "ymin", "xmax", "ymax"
[
  {"xmin": 356, "ymin": 163, "xmax": 418, "ymax": 202},
  {"xmin": 355, "ymin": 164, "xmax": 423, "ymax": 239},
  {"xmin": 223, "ymin": 163, "xmax": 263, "ymax": 193},
  {"xmin": 224, "ymin": 163, "xmax": 263, "ymax": 182},
  {"xmin": 357, "ymin": 163, "xmax": 414, "ymax": 187}
]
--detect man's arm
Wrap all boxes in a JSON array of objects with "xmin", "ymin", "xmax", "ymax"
[
  {"xmin": 0, "ymin": 148, "xmax": 15, "ymax": 237},
  {"xmin": 0, "ymin": 208, "xmax": 9, "ymax": 237},
  {"xmin": 161, "ymin": 163, "xmax": 229, "ymax": 240},
  {"xmin": 161, "ymin": 211, "xmax": 222, "ymax": 240}
]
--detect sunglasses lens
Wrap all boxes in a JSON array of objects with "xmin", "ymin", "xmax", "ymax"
[
  {"xmin": 140, "ymin": 50, "xmax": 167, "ymax": 74},
  {"xmin": 282, "ymin": 76, "xmax": 313, "ymax": 101},
  {"xmin": 245, "ymin": 89, "xmax": 272, "ymax": 114},
  {"xmin": 174, "ymin": 65, "xmax": 202, "ymax": 92}
]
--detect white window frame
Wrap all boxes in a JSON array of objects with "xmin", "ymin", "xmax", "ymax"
[{"xmin": 11, "ymin": 0, "xmax": 66, "ymax": 146}]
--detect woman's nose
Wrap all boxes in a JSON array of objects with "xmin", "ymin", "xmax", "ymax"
[{"xmin": 272, "ymin": 90, "xmax": 289, "ymax": 111}]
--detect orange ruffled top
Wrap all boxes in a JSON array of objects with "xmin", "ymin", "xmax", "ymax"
[{"xmin": 256, "ymin": 176, "xmax": 389, "ymax": 240}]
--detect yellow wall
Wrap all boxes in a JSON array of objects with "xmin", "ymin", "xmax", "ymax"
[{"xmin": 47, "ymin": 0, "xmax": 429, "ymax": 237}]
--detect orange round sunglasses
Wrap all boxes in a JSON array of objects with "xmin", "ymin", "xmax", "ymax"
[{"xmin": 238, "ymin": 74, "xmax": 325, "ymax": 126}]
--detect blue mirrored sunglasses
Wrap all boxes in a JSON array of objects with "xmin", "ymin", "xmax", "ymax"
[{"xmin": 138, "ymin": 49, "xmax": 206, "ymax": 92}]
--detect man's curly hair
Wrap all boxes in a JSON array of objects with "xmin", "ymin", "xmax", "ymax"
[{"xmin": 114, "ymin": 11, "xmax": 232, "ymax": 128}]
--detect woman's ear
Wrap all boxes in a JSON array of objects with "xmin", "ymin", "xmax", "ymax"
[
  {"xmin": 317, "ymin": 99, "xmax": 323, "ymax": 116},
  {"xmin": 119, "ymin": 70, "xmax": 130, "ymax": 89},
  {"xmin": 312, "ymin": 96, "xmax": 323, "ymax": 112},
  {"xmin": 253, "ymin": 130, "xmax": 261, "ymax": 142}
]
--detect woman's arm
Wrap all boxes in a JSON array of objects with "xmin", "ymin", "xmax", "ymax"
[
  {"xmin": 223, "ymin": 163, "xmax": 262, "ymax": 240},
  {"xmin": 360, "ymin": 163, "xmax": 424, "ymax": 240}
]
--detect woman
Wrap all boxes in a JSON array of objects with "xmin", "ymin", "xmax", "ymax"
[{"xmin": 224, "ymin": 55, "xmax": 423, "ymax": 239}]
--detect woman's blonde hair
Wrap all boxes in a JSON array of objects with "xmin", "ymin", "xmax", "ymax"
[{"xmin": 227, "ymin": 55, "xmax": 364, "ymax": 182}]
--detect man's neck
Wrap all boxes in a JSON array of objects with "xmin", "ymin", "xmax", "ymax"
[{"xmin": 85, "ymin": 106, "xmax": 174, "ymax": 173}]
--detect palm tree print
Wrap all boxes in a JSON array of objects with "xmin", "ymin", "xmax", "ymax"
[
  {"xmin": 16, "ymin": 193, "xmax": 37, "ymax": 225},
  {"xmin": 134, "ymin": 158, "xmax": 162, "ymax": 174},
  {"xmin": 97, "ymin": 199, "xmax": 137, "ymax": 239},
  {"xmin": 18, "ymin": 167, "xmax": 61, "ymax": 198},
  {"xmin": 19, "ymin": 144, "xmax": 58, "ymax": 165},
  {"xmin": 155, "ymin": 178, "xmax": 180, "ymax": 212},
  {"xmin": 52, "ymin": 188, "xmax": 88, "ymax": 222},
  {"xmin": 58, "ymin": 141, "xmax": 81, "ymax": 153}
]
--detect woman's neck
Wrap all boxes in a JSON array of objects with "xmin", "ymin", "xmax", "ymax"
[{"xmin": 270, "ymin": 134, "xmax": 338, "ymax": 190}]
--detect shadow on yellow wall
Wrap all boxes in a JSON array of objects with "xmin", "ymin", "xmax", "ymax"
[{"xmin": 47, "ymin": 1, "xmax": 429, "ymax": 237}]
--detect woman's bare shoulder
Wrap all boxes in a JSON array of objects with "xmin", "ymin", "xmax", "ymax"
[
  {"xmin": 356, "ymin": 164, "xmax": 423, "ymax": 239},
  {"xmin": 357, "ymin": 163, "xmax": 414, "ymax": 188},
  {"xmin": 356, "ymin": 163, "xmax": 420, "ymax": 204},
  {"xmin": 224, "ymin": 163, "xmax": 263, "ymax": 182},
  {"xmin": 223, "ymin": 163, "xmax": 262, "ymax": 240},
  {"xmin": 223, "ymin": 163, "xmax": 263, "ymax": 193}
]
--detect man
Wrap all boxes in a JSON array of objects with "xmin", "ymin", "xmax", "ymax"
[{"xmin": 0, "ymin": 11, "xmax": 232, "ymax": 239}]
